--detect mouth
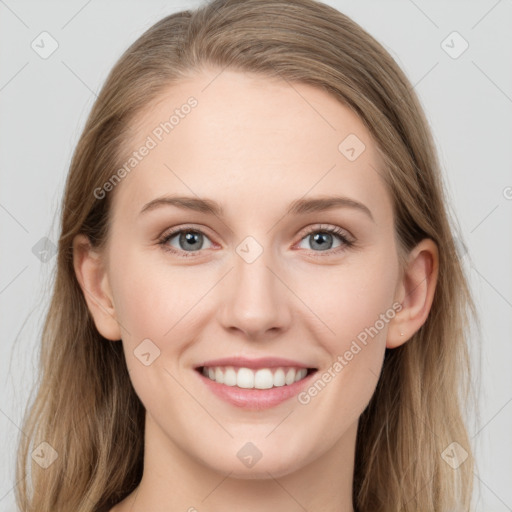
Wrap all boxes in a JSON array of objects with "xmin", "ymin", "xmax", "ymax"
[
  {"xmin": 195, "ymin": 365, "xmax": 318, "ymax": 390},
  {"xmin": 194, "ymin": 364, "xmax": 318, "ymax": 410}
]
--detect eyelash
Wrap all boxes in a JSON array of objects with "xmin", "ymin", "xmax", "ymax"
[{"xmin": 157, "ymin": 224, "xmax": 355, "ymax": 259}]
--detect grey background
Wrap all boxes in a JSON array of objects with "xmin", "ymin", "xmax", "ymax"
[{"xmin": 1, "ymin": 0, "xmax": 511, "ymax": 510}]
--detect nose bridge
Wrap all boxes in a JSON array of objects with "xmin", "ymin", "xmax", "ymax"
[{"xmin": 217, "ymin": 235, "xmax": 291, "ymax": 337}]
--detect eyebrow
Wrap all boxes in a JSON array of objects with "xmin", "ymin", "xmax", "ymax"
[{"xmin": 139, "ymin": 195, "xmax": 374, "ymax": 222}]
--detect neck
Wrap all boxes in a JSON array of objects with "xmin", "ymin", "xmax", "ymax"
[{"xmin": 112, "ymin": 413, "xmax": 357, "ymax": 512}]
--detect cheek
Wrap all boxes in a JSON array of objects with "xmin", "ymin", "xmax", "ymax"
[
  {"xmin": 109, "ymin": 249, "xmax": 213, "ymax": 381},
  {"xmin": 109, "ymin": 251, "xmax": 194, "ymax": 407},
  {"xmin": 306, "ymin": 253, "xmax": 398, "ymax": 411},
  {"xmin": 111, "ymin": 249, "xmax": 191, "ymax": 339},
  {"xmin": 297, "ymin": 254, "xmax": 399, "ymax": 353}
]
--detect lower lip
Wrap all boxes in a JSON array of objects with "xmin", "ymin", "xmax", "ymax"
[{"xmin": 195, "ymin": 368, "xmax": 318, "ymax": 410}]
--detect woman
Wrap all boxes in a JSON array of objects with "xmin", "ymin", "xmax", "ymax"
[{"xmin": 15, "ymin": 0, "xmax": 478, "ymax": 510}]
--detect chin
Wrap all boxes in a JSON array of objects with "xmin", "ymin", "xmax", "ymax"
[{"xmin": 203, "ymin": 451, "xmax": 306, "ymax": 480}]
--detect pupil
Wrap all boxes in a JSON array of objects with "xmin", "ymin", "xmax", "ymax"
[
  {"xmin": 181, "ymin": 231, "xmax": 201, "ymax": 251},
  {"xmin": 312, "ymin": 232, "xmax": 332, "ymax": 251}
]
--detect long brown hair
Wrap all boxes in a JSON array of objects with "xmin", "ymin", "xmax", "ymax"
[{"xmin": 16, "ymin": 0, "xmax": 479, "ymax": 510}]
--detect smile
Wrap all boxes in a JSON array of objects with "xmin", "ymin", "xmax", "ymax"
[
  {"xmin": 195, "ymin": 365, "xmax": 318, "ymax": 410},
  {"xmin": 199, "ymin": 365, "xmax": 315, "ymax": 389}
]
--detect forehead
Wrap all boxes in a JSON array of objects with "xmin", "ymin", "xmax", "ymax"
[{"xmin": 111, "ymin": 67, "xmax": 392, "ymax": 225}]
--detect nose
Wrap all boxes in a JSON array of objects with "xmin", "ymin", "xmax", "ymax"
[{"xmin": 217, "ymin": 244, "xmax": 292, "ymax": 340}]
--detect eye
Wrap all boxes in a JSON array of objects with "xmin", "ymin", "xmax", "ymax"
[
  {"xmin": 158, "ymin": 223, "xmax": 355, "ymax": 259},
  {"xmin": 296, "ymin": 224, "xmax": 354, "ymax": 256},
  {"xmin": 158, "ymin": 226, "xmax": 214, "ymax": 258}
]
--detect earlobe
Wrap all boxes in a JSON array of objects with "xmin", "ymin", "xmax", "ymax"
[
  {"xmin": 72, "ymin": 234, "xmax": 122, "ymax": 341},
  {"xmin": 387, "ymin": 238, "xmax": 439, "ymax": 349}
]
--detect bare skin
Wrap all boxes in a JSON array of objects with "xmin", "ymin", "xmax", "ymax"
[{"xmin": 73, "ymin": 67, "xmax": 438, "ymax": 512}]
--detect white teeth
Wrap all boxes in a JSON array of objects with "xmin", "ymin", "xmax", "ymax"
[
  {"xmin": 223, "ymin": 367, "xmax": 237, "ymax": 386},
  {"xmin": 254, "ymin": 369, "xmax": 273, "ymax": 389},
  {"xmin": 285, "ymin": 368, "xmax": 296, "ymax": 385},
  {"xmin": 237, "ymin": 368, "xmax": 254, "ymax": 389},
  {"xmin": 201, "ymin": 366, "xmax": 309, "ymax": 389},
  {"xmin": 215, "ymin": 367, "xmax": 224, "ymax": 384},
  {"xmin": 273, "ymin": 368, "xmax": 285, "ymax": 386}
]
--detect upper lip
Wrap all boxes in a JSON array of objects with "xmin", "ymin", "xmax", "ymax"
[{"xmin": 196, "ymin": 356, "xmax": 316, "ymax": 370}]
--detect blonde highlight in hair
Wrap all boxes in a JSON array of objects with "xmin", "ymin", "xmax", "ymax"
[{"xmin": 16, "ymin": 1, "xmax": 478, "ymax": 510}]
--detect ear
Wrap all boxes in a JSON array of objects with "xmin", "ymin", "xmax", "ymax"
[
  {"xmin": 387, "ymin": 238, "xmax": 439, "ymax": 349},
  {"xmin": 72, "ymin": 234, "xmax": 122, "ymax": 341}
]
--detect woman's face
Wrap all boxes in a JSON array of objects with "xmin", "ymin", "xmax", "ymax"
[{"xmin": 94, "ymin": 68, "xmax": 405, "ymax": 477}]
